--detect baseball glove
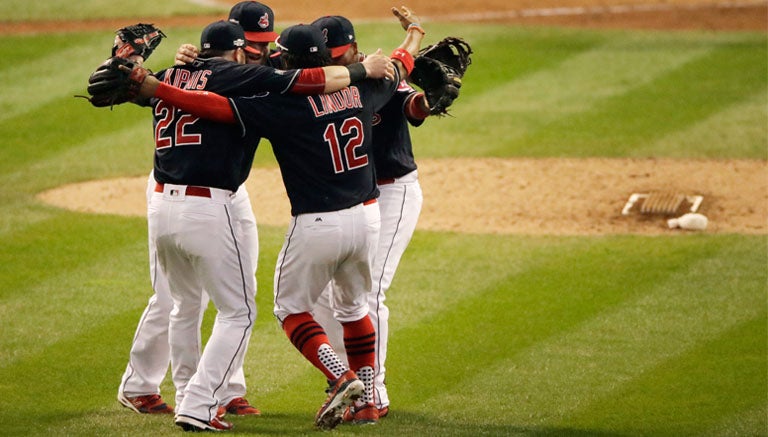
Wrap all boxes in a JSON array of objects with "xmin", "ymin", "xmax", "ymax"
[
  {"xmin": 84, "ymin": 57, "xmax": 150, "ymax": 108},
  {"xmin": 112, "ymin": 23, "xmax": 166, "ymax": 60},
  {"xmin": 409, "ymin": 37, "xmax": 473, "ymax": 116}
]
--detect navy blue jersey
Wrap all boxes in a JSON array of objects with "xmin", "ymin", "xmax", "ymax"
[
  {"xmin": 229, "ymin": 74, "xmax": 399, "ymax": 215},
  {"xmin": 371, "ymin": 80, "xmax": 422, "ymax": 179},
  {"xmin": 151, "ymin": 58, "xmax": 301, "ymax": 191}
]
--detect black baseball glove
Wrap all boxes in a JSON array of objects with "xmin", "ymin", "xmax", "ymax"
[
  {"xmin": 112, "ymin": 23, "xmax": 166, "ymax": 60},
  {"xmin": 84, "ymin": 57, "xmax": 150, "ymax": 108},
  {"xmin": 409, "ymin": 37, "xmax": 473, "ymax": 116}
]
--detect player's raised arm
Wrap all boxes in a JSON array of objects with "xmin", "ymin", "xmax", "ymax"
[
  {"xmin": 389, "ymin": 6, "xmax": 424, "ymax": 79},
  {"xmin": 310, "ymin": 6, "xmax": 424, "ymax": 93}
]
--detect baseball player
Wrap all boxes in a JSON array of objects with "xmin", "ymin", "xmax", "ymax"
[
  {"xmin": 112, "ymin": 20, "xmax": 395, "ymax": 432},
  {"xmin": 309, "ymin": 14, "xmax": 430, "ymax": 423},
  {"xmin": 118, "ymin": 1, "xmax": 282, "ymax": 418},
  {"xmin": 175, "ymin": 1, "xmax": 283, "ymax": 68},
  {"xmin": 126, "ymin": 7, "xmax": 423, "ymax": 428}
]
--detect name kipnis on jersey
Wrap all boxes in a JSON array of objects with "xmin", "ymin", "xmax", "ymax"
[{"xmin": 162, "ymin": 68, "xmax": 213, "ymax": 90}]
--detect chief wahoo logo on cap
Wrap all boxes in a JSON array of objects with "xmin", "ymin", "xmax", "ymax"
[{"xmin": 258, "ymin": 13, "xmax": 269, "ymax": 29}]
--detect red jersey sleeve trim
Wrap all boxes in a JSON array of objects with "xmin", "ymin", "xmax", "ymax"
[
  {"xmin": 155, "ymin": 83, "xmax": 235, "ymax": 124},
  {"xmin": 290, "ymin": 68, "xmax": 327, "ymax": 95},
  {"xmin": 405, "ymin": 92, "xmax": 430, "ymax": 121}
]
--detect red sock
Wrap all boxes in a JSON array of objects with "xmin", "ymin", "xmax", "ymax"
[
  {"xmin": 282, "ymin": 312, "xmax": 347, "ymax": 381},
  {"xmin": 342, "ymin": 316, "xmax": 376, "ymax": 372}
]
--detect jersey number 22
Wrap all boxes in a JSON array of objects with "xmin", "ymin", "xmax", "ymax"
[{"xmin": 154, "ymin": 102, "xmax": 202, "ymax": 149}]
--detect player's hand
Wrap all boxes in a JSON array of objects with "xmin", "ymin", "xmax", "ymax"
[
  {"xmin": 392, "ymin": 6, "xmax": 421, "ymax": 31},
  {"xmin": 362, "ymin": 49, "xmax": 395, "ymax": 81},
  {"xmin": 174, "ymin": 44, "xmax": 199, "ymax": 66}
]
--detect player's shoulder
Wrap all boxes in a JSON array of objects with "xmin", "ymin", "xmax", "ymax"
[
  {"xmin": 358, "ymin": 69, "xmax": 401, "ymax": 95},
  {"xmin": 193, "ymin": 57, "xmax": 235, "ymax": 71}
]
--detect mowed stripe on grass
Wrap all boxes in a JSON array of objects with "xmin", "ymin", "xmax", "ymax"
[
  {"xmin": 413, "ymin": 30, "xmax": 765, "ymax": 159},
  {"xmin": 385, "ymin": 235, "xmax": 764, "ymax": 429}
]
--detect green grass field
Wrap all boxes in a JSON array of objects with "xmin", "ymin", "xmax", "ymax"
[{"xmin": 0, "ymin": 6, "xmax": 766, "ymax": 436}]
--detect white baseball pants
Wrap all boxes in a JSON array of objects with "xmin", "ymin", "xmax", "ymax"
[{"xmin": 313, "ymin": 170, "xmax": 422, "ymax": 409}]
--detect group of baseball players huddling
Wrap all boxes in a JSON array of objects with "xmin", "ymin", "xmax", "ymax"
[{"xmin": 85, "ymin": 1, "xmax": 470, "ymax": 432}]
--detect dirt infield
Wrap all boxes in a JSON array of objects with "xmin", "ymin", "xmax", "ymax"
[
  {"xmin": 38, "ymin": 158, "xmax": 767, "ymax": 235},
  {"xmin": 30, "ymin": 1, "xmax": 768, "ymax": 235}
]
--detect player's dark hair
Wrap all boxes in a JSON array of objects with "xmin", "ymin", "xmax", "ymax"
[{"xmin": 282, "ymin": 50, "xmax": 331, "ymax": 69}]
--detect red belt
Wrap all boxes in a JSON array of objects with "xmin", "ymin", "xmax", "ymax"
[
  {"xmin": 155, "ymin": 183, "xmax": 211, "ymax": 198},
  {"xmin": 363, "ymin": 198, "xmax": 377, "ymax": 205},
  {"xmin": 377, "ymin": 178, "xmax": 395, "ymax": 185}
]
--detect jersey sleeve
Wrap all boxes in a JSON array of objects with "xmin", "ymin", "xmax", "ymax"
[
  {"xmin": 403, "ymin": 90, "xmax": 427, "ymax": 126},
  {"xmin": 207, "ymin": 62, "xmax": 302, "ymax": 96}
]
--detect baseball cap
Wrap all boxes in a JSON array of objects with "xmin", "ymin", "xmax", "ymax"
[
  {"xmin": 275, "ymin": 24, "xmax": 327, "ymax": 56},
  {"xmin": 311, "ymin": 15, "xmax": 355, "ymax": 58},
  {"xmin": 228, "ymin": 1, "xmax": 279, "ymax": 43},
  {"xmin": 200, "ymin": 20, "xmax": 246, "ymax": 51}
]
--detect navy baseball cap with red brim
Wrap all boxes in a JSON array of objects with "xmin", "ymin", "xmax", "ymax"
[
  {"xmin": 229, "ymin": 1, "xmax": 279, "ymax": 43},
  {"xmin": 311, "ymin": 15, "xmax": 355, "ymax": 58}
]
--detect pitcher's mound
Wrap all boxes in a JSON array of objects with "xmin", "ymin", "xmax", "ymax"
[{"xmin": 36, "ymin": 158, "xmax": 766, "ymax": 235}]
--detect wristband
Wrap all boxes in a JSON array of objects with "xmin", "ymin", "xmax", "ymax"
[
  {"xmin": 391, "ymin": 48, "xmax": 414, "ymax": 75},
  {"xmin": 346, "ymin": 63, "xmax": 367, "ymax": 83},
  {"xmin": 407, "ymin": 23, "xmax": 426, "ymax": 35}
]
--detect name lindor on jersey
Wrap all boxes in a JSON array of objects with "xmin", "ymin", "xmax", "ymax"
[
  {"xmin": 307, "ymin": 86, "xmax": 363, "ymax": 117},
  {"xmin": 162, "ymin": 67, "xmax": 212, "ymax": 90}
]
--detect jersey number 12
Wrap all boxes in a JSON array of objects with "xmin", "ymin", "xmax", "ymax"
[{"xmin": 323, "ymin": 117, "xmax": 368, "ymax": 174}]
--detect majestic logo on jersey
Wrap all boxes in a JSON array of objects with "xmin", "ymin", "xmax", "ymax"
[
  {"xmin": 308, "ymin": 86, "xmax": 363, "ymax": 117},
  {"xmin": 258, "ymin": 13, "xmax": 270, "ymax": 29}
]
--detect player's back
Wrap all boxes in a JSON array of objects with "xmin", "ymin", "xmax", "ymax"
[
  {"xmin": 151, "ymin": 58, "xmax": 298, "ymax": 191},
  {"xmin": 151, "ymin": 60, "xmax": 251, "ymax": 192},
  {"xmin": 232, "ymin": 77, "xmax": 397, "ymax": 215}
]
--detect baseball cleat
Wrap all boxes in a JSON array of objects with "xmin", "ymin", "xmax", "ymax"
[
  {"xmin": 378, "ymin": 405, "xmax": 389, "ymax": 418},
  {"xmin": 224, "ymin": 397, "xmax": 261, "ymax": 416},
  {"xmin": 314, "ymin": 370, "xmax": 364, "ymax": 430},
  {"xmin": 341, "ymin": 401, "xmax": 380, "ymax": 424},
  {"xmin": 117, "ymin": 393, "xmax": 174, "ymax": 414},
  {"xmin": 175, "ymin": 414, "xmax": 233, "ymax": 432}
]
